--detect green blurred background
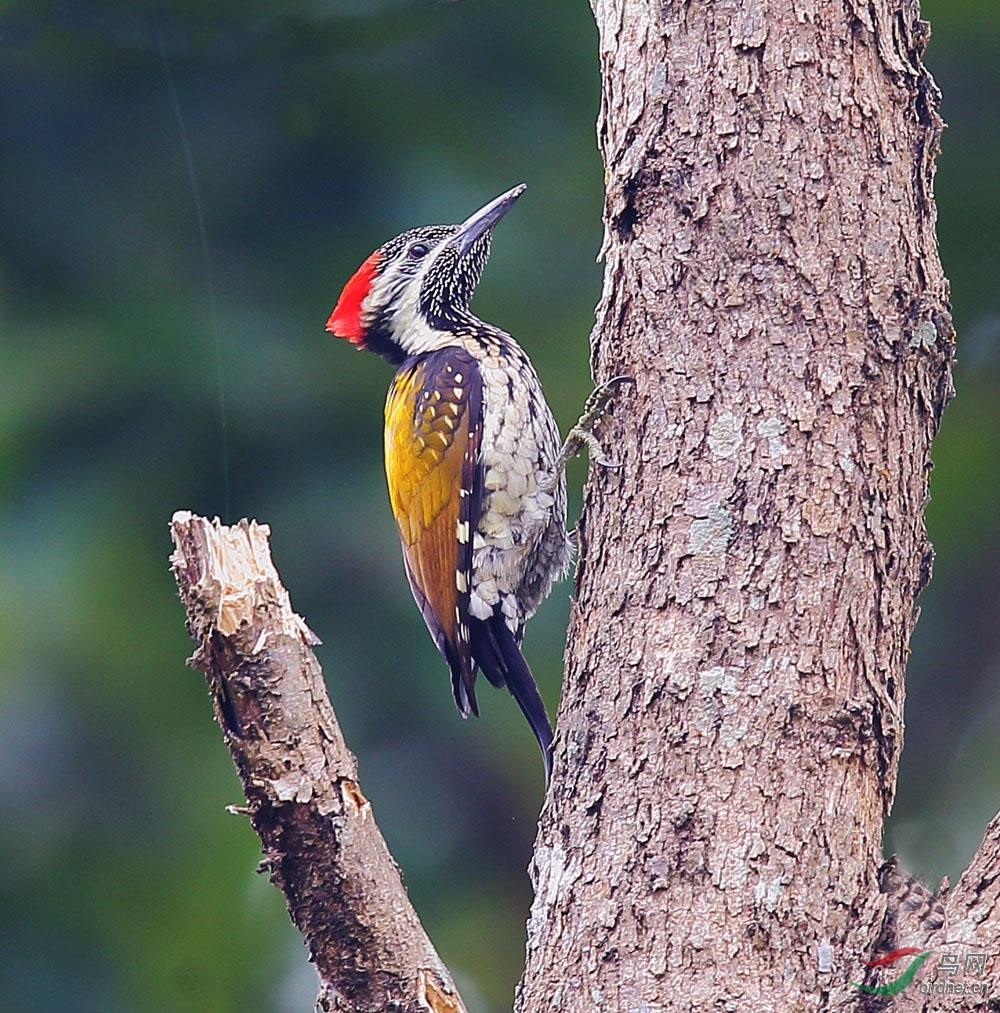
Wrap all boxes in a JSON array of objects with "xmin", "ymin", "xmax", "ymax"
[{"xmin": 0, "ymin": 1, "xmax": 996, "ymax": 1009}]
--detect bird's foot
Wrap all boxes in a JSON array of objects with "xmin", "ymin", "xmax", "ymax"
[{"xmin": 546, "ymin": 376, "xmax": 633, "ymax": 484}]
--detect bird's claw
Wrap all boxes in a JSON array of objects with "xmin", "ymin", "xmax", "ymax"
[
  {"xmin": 579, "ymin": 375, "xmax": 634, "ymax": 424},
  {"xmin": 551, "ymin": 375, "xmax": 634, "ymax": 477}
]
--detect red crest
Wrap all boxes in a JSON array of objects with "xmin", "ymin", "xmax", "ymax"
[{"xmin": 326, "ymin": 251, "xmax": 381, "ymax": 345}]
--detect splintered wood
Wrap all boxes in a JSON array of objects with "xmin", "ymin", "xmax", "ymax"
[{"xmin": 170, "ymin": 512, "xmax": 466, "ymax": 1013}]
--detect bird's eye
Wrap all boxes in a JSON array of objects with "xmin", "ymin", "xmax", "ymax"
[{"xmin": 408, "ymin": 243, "xmax": 429, "ymax": 259}]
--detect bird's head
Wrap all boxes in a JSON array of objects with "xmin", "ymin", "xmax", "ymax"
[{"xmin": 326, "ymin": 184, "xmax": 525, "ymax": 363}]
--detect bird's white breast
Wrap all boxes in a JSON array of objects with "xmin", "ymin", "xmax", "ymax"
[{"xmin": 466, "ymin": 342, "xmax": 570, "ymax": 630}]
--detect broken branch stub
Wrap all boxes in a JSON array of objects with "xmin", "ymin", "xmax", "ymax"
[{"xmin": 169, "ymin": 510, "xmax": 465, "ymax": 1013}]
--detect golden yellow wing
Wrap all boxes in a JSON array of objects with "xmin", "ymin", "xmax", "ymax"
[{"xmin": 384, "ymin": 347, "xmax": 482, "ymax": 715}]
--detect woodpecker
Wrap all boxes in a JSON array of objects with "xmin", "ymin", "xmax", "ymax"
[{"xmin": 326, "ymin": 184, "xmax": 623, "ymax": 782}]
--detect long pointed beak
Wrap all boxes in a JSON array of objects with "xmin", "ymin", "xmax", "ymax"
[{"xmin": 451, "ymin": 184, "xmax": 526, "ymax": 256}]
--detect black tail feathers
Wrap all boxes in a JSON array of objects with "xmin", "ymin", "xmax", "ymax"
[{"xmin": 471, "ymin": 614, "xmax": 554, "ymax": 784}]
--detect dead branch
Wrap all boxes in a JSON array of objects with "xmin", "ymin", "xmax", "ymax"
[{"xmin": 169, "ymin": 511, "xmax": 465, "ymax": 1013}]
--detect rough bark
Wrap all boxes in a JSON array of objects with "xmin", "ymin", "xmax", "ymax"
[
  {"xmin": 885, "ymin": 813, "xmax": 1000, "ymax": 1011},
  {"xmin": 169, "ymin": 512, "xmax": 465, "ymax": 1013},
  {"xmin": 513, "ymin": 0, "xmax": 999, "ymax": 1010}
]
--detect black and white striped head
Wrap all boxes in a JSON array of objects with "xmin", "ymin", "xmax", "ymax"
[{"xmin": 327, "ymin": 184, "xmax": 525, "ymax": 364}]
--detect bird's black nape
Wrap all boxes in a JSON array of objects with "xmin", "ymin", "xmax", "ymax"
[{"xmin": 470, "ymin": 614, "xmax": 554, "ymax": 785}]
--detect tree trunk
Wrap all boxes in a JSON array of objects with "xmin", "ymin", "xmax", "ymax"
[{"xmin": 518, "ymin": 0, "xmax": 968, "ymax": 1009}]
